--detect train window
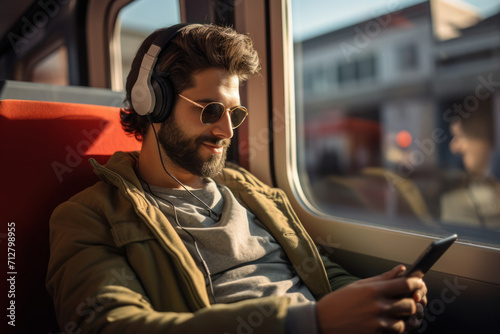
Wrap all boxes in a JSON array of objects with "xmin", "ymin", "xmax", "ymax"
[
  {"xmin": 291, "ymin": 0, "xmax": 500, "ymax": 246},
  {"xmin": 115, "ymin": 0, "xmax": 181, "ymax": 90},
  {"xmin": 30, "ymin": 44, "xmax": 69, "ymax": 86}
]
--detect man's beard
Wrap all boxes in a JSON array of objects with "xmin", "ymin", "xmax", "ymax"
[{"xmin": 157, "ymin": 115, "xmax": 230, "ymax": 178}]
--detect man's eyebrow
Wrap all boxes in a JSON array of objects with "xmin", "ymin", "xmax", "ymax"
[
  {"xmin": 196, "ymin": 99, "xmax": 218, "ymax": 103},
  {"xmin": 195, "ymin": 98, "xmax": 242, "ymax": 106}
]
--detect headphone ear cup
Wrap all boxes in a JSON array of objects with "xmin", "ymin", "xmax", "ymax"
[{"xmin": 150, "ymin": 73, "xmax": 176, "ymax": 123}]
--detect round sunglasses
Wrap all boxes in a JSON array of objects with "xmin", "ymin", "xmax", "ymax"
[{"xmin": 178, "ymin": 94, "xmax": 248, "ymax": 129}]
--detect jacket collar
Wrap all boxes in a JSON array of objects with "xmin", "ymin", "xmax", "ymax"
[{"xmin": 90, "ymin": 151, "xmax": 143, "ymax": 191}]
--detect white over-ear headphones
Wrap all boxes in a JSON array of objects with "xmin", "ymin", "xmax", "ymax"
[{"xmin": 131, "ymin": 23, "xmax": 192, "ymax": 123}]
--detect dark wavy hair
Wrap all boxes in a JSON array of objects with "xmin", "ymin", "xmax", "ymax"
[
  {"xmin": 451, "ymin": 98, "xmax": 495, "ymax": 146},
  {"xmin": 120, "ymin": 24, "xmax": 260, "ymax": 141}
]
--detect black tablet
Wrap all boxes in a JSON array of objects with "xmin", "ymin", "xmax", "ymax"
[{"xmin": 403, "ymin": 234, "xmax": 458, "ymax": 277}]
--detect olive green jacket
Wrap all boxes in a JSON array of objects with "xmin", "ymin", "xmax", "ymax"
[{"xmin": 46, "ymin": 151, "xmax": 357, "ymax": 334}]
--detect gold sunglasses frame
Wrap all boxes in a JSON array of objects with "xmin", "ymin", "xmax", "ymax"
[{"xmin": 178, "ymin": 94, "xmax": 248, "ymax": 129}]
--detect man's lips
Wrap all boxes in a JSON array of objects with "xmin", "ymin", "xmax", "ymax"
[
  {"xmin": 202, "ymin": 142, "xmax": 225, "ymax": 154},
  {"xmin": 197, "ymin": 136, "xmax": 230, "ymax": 154}
]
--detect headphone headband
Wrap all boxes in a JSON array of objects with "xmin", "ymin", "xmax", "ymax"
[{"xmin": 131, "ymin": 23, "xmax": 193, "ymax": 120}]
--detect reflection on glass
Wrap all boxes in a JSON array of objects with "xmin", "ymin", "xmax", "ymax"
[
  {"xmin": 292, "ymin": 0, "xmax": 500, "ymax": 245},
  {"xmin": 440, "ymin": 103, "xmax": 500, "ymax": 228}
]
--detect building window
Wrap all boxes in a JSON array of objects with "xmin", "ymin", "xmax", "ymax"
[{"xmin": 399, "ymin": 43, "xmax": 418, "ymax": 71}]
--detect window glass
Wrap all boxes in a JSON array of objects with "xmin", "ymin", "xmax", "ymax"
[
  {"xmin": 117, "ymin": 0, "xmax": 181, "ymax": 89},
  {"xmin": 291, "ymin": 0, "xmax": 500, "ymax": 246}
]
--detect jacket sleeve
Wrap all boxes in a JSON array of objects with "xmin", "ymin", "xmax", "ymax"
[
  {"xmin": 320, "ymin": 254, "xmax": 360, "ymax": 291},
  {"xmin": 46, "ymin": 200, "xmax": 290, "ymax": 334}
]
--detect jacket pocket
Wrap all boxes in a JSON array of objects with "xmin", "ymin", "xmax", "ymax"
[{"xmin": 111, "ymin": 221, "xmax": 156, "ymax": 247}]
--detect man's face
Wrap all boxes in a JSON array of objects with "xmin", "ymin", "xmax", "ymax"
[
  {"xmin": 449, "ymin": 122, "xmax": 492, "ymax": 177},
  {"xmin": 158, "ymin": 68, "xmax": 240, "ymax": 178}
]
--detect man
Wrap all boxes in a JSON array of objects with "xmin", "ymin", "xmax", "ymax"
[{"xmin": 47, "ymin": 23, "xmax": 427, "ymax": 334}]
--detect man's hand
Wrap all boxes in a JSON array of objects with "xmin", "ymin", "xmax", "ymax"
[
  {"xmin": 316, "ymin": 265, "xmax": 427, "ymax": 334},
  {"xmin": 405, "ymin": 269, "xmax": 428, "ymax": 331}
]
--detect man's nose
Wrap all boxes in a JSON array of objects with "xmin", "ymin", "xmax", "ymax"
[
  {"xmin": 212, "ymin": 110, "xmax": 234, "ymax": 139},
  {"xmin": 449, "ymin": 138, "xmax": 461, "ymax": 154}
]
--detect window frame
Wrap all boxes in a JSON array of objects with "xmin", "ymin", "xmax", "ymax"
[
  {"xmin": 19, "ymin": 37, "xmax": 69, "ymax": 85},
  {"xmin": 86, "ymin": 0, "xmax": 133, "ymax": 89},
  {"xmin": 236, "ymin": 0, "xmax": 500, "ymax": 285}
]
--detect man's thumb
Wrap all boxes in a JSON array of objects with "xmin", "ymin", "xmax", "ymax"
[{"xmin": 385, "ymin": 264, "xmax": 406, "ymax": 279}]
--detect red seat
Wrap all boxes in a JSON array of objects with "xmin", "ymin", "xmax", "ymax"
[{"xmin": 0, "ymin": 99, "xmax": 141, "ymax": 333}]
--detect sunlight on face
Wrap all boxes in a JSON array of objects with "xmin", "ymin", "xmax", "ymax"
[{"xmin": 158, "ymin": 68, "xmax": 240, "ymax": 178}]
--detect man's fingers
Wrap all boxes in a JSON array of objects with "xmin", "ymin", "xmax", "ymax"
[
  {"xmin": 381, "ymin": 298, "xmax": 424, "ymax": 332},
  {"xmin": 379, "ymin": 317, "xmax": 406, "ymax": 334},
  {"xmin": 413, "ymin": 289, "xmax": 423, "ymax": 303},
  {"xmin": 381, "ymin": 297, "xmax": 417, "ymax": 317},
  {"xmin": 386, "ymin": 265, "xmax": 407, "ymax": 279},
  {"xmin": 363, "ymin": 265, "xmax": 407, "ymax": 283},
  {"xmin": 420, "ymin": 295, "xmax": 428, "ymax": 308},
  {"xmin": 413, "ymin": 281, "xmax": 428, "ymax": 304},
  {"xmin": 406, "ymin": 303, "xmax": 425, "ymax": 330}
]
